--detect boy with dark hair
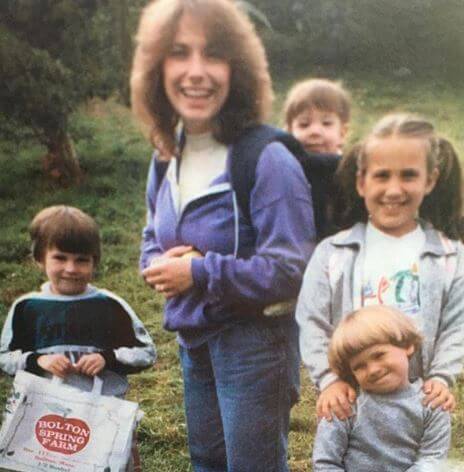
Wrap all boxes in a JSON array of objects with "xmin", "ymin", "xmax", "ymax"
[{"xmin": 0, "ymin": 205, "xmax": 155, "ymax": 396}]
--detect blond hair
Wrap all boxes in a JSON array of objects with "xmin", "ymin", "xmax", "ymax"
[
  {"xmin": 130, "ymin": 0, "xmax": 273, "ymax": 158},
  {"xmin": 328, "ymin": 306, "xmax": 422, "ymax": 386},
  {"xmin": 284, "ymin": 78, "xmax": 351, "ymax": 128},
  {"xmin": 30, "ymin": 206, "xmax": 101, "ymax": 264}
]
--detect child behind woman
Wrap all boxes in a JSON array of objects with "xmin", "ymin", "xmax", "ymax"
[
  {"xmin": 312, "ymin": 305, "xmax": 450, "ymax": 471},
  {"xmin": 296, "ymin": 113, "xmax": 464, "ymax": 421},
  {"xmin": 282, "ymin": 78, "xmax": 351, "ymax": 242},
  {"xmin": 284, "ymin": 78, "xmax": 350, "ymax": 155}
]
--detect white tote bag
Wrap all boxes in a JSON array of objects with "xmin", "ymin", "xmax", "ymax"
[{"xmin": 0, "ymin": 370, "xmax": 141, "ymax": 472}]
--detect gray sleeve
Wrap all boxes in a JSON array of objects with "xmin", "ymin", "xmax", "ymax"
[
  {"xmin": 296, "ymin": 241, "xmax": 338, "ymax": 391},
  {"xmin": 428, "ymin": 243, "xmax": 464, "ymax": 386},
  {"xmin": 312, "ymin": 417, "xmax": 350, "ymax": 471},
  {"xmin": 405, "ymin": 408, "xmax": 451, "ymax": 472},
  {"xmin": 0, "ymin": 299, "xmax": 31, "ymax": 375}
]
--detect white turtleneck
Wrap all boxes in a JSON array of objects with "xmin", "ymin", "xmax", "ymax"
[{"xmin": 178, "ymin": 132, "xmax": 228, "ymax": 209}]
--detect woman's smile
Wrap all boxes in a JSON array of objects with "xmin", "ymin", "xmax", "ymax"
[{"xmin": 163, "ymin": 13, "xmax": 231, "ymax": 135}]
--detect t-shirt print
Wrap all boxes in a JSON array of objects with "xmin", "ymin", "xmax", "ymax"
[{"xmin": 362, "ymin": 262, "xmax": 420, "ymax": 315}]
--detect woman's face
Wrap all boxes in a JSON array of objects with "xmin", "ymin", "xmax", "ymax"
[{"xmin": 163, "ymin": 13, "xmax": 231, "ymax": 135}]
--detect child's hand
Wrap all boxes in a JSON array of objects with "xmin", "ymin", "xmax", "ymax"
[
  {"xmin": 422, "ymin": 379, "xmax": 456, "ymax": 411},
  {"xmin": 74, "ymin": 353, "xmax": 106, "ymax": 377},
  {"xmin": 38, "ymin": 354, "xmax": 74, "ymax": 378},
  {"xmin": 317, "ymin": 380, "xmax": 357, "ymax": 421}
]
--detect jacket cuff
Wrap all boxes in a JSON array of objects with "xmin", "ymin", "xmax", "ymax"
[
  {"xmin": 191, "ymin": 257, "xmax": 208, "ymax": 290},
  {"xmin": 25, "ymin": 353, "xmax": 47, "ymax": 376},
  {"xmin": 101, "ymin": 350, "xmax": 117, "ymax": 369},
  {"xmin": 319, "ymin": 372, "xmax": 340, "ymax": 392},
  {"xmin": 426, "ymin": 375, "xmax": 451, "ymax": 387}
]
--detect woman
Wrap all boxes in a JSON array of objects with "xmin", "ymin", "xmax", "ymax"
[{"xmin": 131, "ymin": 1, "xmax": 315, "ymax": 470}]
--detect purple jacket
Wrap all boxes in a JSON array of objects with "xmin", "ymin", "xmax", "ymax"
[{"xmin": 141, "ymin": 140, "xmax": 316, "ymax": 346}]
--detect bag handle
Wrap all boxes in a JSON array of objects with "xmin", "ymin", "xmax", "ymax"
[
  {"xmin": 53, "ymin": 352, "xmax": 104, "ymax": 394},
  {"xmin": 51, "ymin": 375, "xmax": 104, "ymax": 395},
  {"xmin": 91, "ymin": 375, "xmax": 103, "ymax": 395}
]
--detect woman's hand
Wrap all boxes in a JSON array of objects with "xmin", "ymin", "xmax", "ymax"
[
  {"xmin": 423, "ymin": 379, "xmax": 456, "ymax": 411},
  {"xmin": 37, "ymin": 354, "xmax": 74, "ymax": 378},
  {"xmin": 74, "ymin": 353, "xmax": 106, "ymax": 377},
  {"xmin": 163, "ymin": 245, "xmax": 195, "ymax": 258},
  {"xmin": 317, "ymin": 380, "xmax": 357, "ymax": 421},
  {"xmin": 143, "ymin": 245, "xmax": 202, "ymax": 298}
]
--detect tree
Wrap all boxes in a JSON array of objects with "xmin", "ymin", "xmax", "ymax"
[
  {"xmin": 247, "ymin": 0, "xmax": 464, "ymax": 77},
  {"xmin": 0, "ymin": 0, "xmax": 115, "ymax": 185},
  {"xmin": 109, "ymin": 0, "xmax": 132, "ymax": 105}
]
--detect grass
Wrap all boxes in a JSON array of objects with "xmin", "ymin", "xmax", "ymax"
[{"xmin": 1, "ymin": 74, "xmax": 464, "ymax": 471}]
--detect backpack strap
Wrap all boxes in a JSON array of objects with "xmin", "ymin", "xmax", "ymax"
[
  {"xmin": 299, "ymin": 150, "xmax": 341, "ymax": 238},
  {"xmin": 228, "ymin": 124, "xmax": 279, "ymax": 223},
  {"xmin": 228, "ymin": 124, "xmax": 340, "ymax": 237},
  {"xmin": 153, "ymin": 152, "xmax": 169, "ymax": 194}
]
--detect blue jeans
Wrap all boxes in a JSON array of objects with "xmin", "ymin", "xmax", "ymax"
[{"xmin": 179, "ymin": 317, "xmax": 300, "ymax": 472}]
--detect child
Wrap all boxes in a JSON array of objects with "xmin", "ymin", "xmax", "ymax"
[
  {"xmin": 312, "ymin": 305, "xmax": 450, "ymax": 471},
  {"xmin": 296, "ymin": 113, "xmax": 464, "ymax": 421},
  {"xmin": 0, "ymin": 205, "xmax": 156, "ymax": 394},
  {"xmin": 284, "ymin": 78, "xmax": 350, "ymax": 155},
  {"xmin": 334, "ymin": 137, "xmax": 464, "ymax": 241}
]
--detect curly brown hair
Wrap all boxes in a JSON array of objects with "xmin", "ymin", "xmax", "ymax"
[{"xmin": 130, "ymin": 0, "xmax": 273, "ymax": 158}]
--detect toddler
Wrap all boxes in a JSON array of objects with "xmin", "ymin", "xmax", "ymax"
[
  {"xmin": 313, "ymin": 305, "xmax": 450, "ymax": 471},
  {"xmin": 284, "ymin": 78, "xmax": 350, "ymax": 154}
]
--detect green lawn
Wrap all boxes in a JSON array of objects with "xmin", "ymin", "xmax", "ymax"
[{"xmin": 1, "ymin": 74, "xmax": 463, "ymax": 471}]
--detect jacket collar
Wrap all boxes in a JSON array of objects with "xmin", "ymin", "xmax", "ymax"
[
  {"xmin": 331, "ymin": 220, "xmax": 457, "ymax": 257},
  {"xmin": 331, "ymin": 222, "xmax": 366, "ymax": 248}
]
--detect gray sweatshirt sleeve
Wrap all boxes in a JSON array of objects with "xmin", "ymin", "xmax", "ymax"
[
  {"xmin": 427, "ymin": 242, "xmax": 464, "ymax": 386},
  {"xmin": 312, "ymin": 416, "xmax": 350, "ymax": 471},
  {"xmin": 296, "ymin": 240, "xmax": 339, "ymax": 391},
  {"xmin": 405, "ymin": 407, "xmax": 451, "ymax": 472},
  {"xmin": 0, "ymin": 298, "xmax": 32, "ymax": 375}
]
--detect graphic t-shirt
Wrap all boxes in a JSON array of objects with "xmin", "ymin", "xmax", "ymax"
[
  {"xmin": 362, "ymin": 222, "xmax": 425, "ymax": 316},
  {"xmin": 361, "ymin": 223, "xmax": 426, "ymax": 380}
]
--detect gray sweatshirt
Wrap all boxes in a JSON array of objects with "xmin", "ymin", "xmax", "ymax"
[{"xmin": 312, "ymin": 380, "xmax": 450, "ymax": 472}]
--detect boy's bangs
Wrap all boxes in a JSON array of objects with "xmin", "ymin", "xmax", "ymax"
[
  {"xmin": 45, "ymin": 213, "xmax": 100, "ymax": 262},
  {"xmin": 52, "ymin": 228, "xmax": 97, "ymax": 258},
  {"xmin": 335, "ymin": 325, "xmax": 385, "ymax": 361},
  {"xmin": 330, "ymin": 305, "xmax": 423, "ymax": 380},
  {"xmin": 307, "ymin": 91, "xmax": 342, "ymax": 117}
]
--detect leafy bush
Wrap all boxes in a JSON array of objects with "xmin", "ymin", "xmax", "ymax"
[{"xmin": 254, "ymin": 0, "xmax": 464, "ymax": 78}]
